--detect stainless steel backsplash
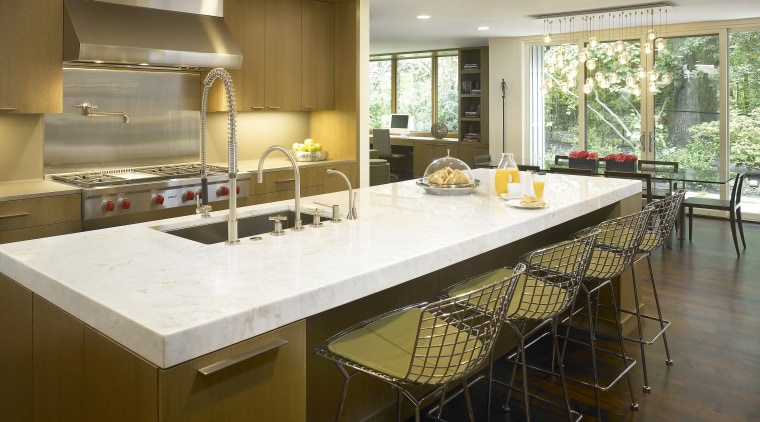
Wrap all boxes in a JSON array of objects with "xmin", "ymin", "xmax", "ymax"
[{"xmin": 44, "ymin": 67, "xmax": 200, "ymax": 173}]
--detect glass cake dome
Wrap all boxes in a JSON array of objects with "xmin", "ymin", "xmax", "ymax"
[{"xmin": 423, "ymin": 150, "xmax": 475, "ymax": 187}]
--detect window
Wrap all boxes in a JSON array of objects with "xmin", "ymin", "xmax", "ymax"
[{"xmin": 369, "ymin": 50, "xmax": 458, "ymax": 135}]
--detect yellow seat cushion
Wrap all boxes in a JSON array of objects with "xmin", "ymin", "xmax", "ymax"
[
  {"xmin": 585, "ymin": 249, "xmax": 628, "ymax": 280},
  {"xmin": 327, "ymin": 308, "xmax": 483, "ymax": 384},
  {"xmin": 447, "ymin": 268, "xmax": 567, "ymax": 321},
  {"xmin": 638, "ymin": 231, "xmax": 661, "ymax": 252}
]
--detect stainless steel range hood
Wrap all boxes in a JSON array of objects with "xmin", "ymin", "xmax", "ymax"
[{"xmin": 63, "ymin": 0, "xmax": 242, "ymax": 69}]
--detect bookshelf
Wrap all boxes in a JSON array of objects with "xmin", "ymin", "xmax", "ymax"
[{"xmin": 459, "ymin": 47, "xmax": 488, "ymax": 144}]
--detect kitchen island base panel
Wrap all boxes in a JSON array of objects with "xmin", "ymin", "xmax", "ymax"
[
  {"xmin": 1, "ymin": 272, "xmax": 306, "ymax": 422},
  {"xmin": 306, "ymin": 195, "xmax": 641, "ymax": 421}
]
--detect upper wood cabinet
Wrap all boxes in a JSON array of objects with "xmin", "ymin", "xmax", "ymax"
[
  {"xmin": 302, "ymin": 0, "xmax": 335, "ymax": 111},
  {"xmin": 207, "ymin": 0, "xmax": 335, "ymax": 112},
  {"xmin": 0, "ymin": 0, "xmax": 62, "ymax": 113}
]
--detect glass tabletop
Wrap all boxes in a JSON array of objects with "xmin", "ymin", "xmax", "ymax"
[{"xmin": 643, "ymin": 169, "xmax": 732, "ymax": 184}]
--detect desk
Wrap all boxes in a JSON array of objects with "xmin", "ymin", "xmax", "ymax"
[{"xmin": 369, "ymin": 135, "xmax": 488, "ymax": 177}]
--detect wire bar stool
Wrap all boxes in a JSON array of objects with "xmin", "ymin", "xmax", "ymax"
[
  {"xmin": 623, "ymin": 189, "xmax": 685, "ymax": 392},
  {"xmin": 558, "ymin": 208, "xmax": 653, "ymax": 420},
  {"xmin": 442, "ymin": 231, "xmax": 599, "ymax": 421},
  {"xmin": 314, "ymin": 266, "xmax": 522, "ymax": 422}
]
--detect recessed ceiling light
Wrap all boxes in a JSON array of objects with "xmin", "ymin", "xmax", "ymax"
[
  {"xmin": 477, "ymin": 26, "xmax": 490, "ymax": 31},
  {"xmin": 417, "ymin": 15, "xmax": 431, "ymax": 20}
]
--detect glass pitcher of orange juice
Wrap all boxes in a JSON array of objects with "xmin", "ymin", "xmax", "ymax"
[{"xmin": 494, "ymin": 153, "xmax": 519, "ymax": 195}]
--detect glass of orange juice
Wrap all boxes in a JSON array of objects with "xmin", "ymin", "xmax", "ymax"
[{"xmin": 532, "ymin": 172, "xmax": 546, "ymax": 199}]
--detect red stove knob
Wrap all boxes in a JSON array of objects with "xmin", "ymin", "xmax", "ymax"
[
  {"xmin": 218, "ymin": 186, "xmax": 230, "ymax": 196},
  {"xmin": 102, "ymin": 200, "xmax": 116, "ymax": 212},
  {"xmin": 119, "ymin": 198, "xmax": 131, "ymax": 210},
  {"xmin": 182, "ymin": 191, "xmax": 195, "ymax": 202},
  {"xmin": 153, "ymin": 194, "xmax": 165, "ymax": 205},
  {"xmin": 236, "ymin": 185, "xmax": 241, "ymax": 194}
]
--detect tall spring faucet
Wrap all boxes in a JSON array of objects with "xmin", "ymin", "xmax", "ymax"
[
  {"xmin": 258, "ymin": 146, "xmax": 304, "ymax": 231},
  {"xmin": 200, "ymin": 68, "xmax": 239, "ymax": 245},
  {"xmin": 325, "ymin": 169, "xmax": 357, "ymax": 220}
]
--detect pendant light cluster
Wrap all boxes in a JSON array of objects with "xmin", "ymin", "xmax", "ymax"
[{"xmin": 541, "ymin": 5, "xmax": 672, "ymax": 97}]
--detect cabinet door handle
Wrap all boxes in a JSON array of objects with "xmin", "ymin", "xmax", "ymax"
[
  {"xmin": 267, "ymin": 106, "xmax": 281, "ymax": 110},
  {"xmin": 197, "ymin": 338, "xmax": 288, "ymax": 376},
  {"xmin": 251, "ymin": 106, "xmax": 265, "ymax": 110},
  {"xmin": 274, "ymin": 179, "xmax": 296, "ymax": 184},
  {"xmin": 0, "ymin": 212, "xmax": 30, "ymax": 220}
]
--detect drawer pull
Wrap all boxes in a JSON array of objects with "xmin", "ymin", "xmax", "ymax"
[
  {"xmin": 0, "ymin": 212, "xmax": 30, "ymax": 220},
  {"xmin": 198, "ymin": 338, "xmax": 288, "ymax": 376},
  {"xmin": 274, "ymin": 179, "xmax": 296, "ymax": 184},
  {"xmin": 251, "ymin": 106, "xmax": 265, "ymax": 110}
]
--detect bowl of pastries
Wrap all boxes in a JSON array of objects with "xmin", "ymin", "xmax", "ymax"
[{"xmin": 417, "ymin": 151, "xmax": 480, "ymax": 195}]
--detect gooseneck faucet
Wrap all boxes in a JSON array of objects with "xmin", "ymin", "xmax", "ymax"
[
  {"xmin": 200, "ymin": 68, "xmax": 239, "ymax": 244},
  {"xmin": 325, "ymin": 169, "xmax": 357, "ymax": 220},
  {"xmin": 258, "ymin": 146, "xmax": 304, "ymax": 231}
]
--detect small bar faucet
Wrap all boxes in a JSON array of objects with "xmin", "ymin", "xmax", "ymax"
[
  {"xmin": 258, "ymin": 146, "xmax": 304, "ymax": 231},
  {"xmin": 325, "ymin": 169, "xmax": 357, "ymax": 220}
]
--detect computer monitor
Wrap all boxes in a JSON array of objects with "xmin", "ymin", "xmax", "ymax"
[{"xmin": 389, "ymin": 114, "xmax": 411, "ymax": 136}]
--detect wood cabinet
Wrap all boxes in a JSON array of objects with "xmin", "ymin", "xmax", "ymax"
[
  {"xmin": 0, "ymin": 273, "xmax": 306, "ymax": 422},
  {"xmin": 302, "ymin": 0, "xmax": 335, "ymax": 110},
  {"xmin": 249, "ymin": 161, "xmax": 356, "ymax": 204},
  {"xmin": 413, "ymin": 142, "xmax": 459, "ymax": 177},
  {"xmin": 210, "ymin": 0, "xmax": 334, "ymax": 112},
  {"xmin": 458, "ymin": 47, "xmax": 488, "ymax": 144},
  {"xmin": 0, "ymin": 194, "xmax": 82, "ymax": 244},
  {"xmin": 0, "ymin": 0, "xmax": 62, "ymax": 113}
]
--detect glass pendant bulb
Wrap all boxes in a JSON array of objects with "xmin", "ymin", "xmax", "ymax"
[
  {"xmin": 595, "ymin": 71, "xmax": 604, "ymax": 82},
  {"xmin": 647, "ymin": 69, "xmax": 658, "ymax": 81},
  {"xmin": 615, "ymin": 40, "xmax": 625, "ymax": 52},
  {"xmin": 648, "ymin": 81, "xmax": 658, "ymax": 93},
  {"xmin": 637, "ymin": 67, "xmax": 647, "ymax": 80},
  {"xmin": 586, "ymin": 77, "xmax": 595, "ymax": 87},
  {"xmin": 643, "ymin": 42, "xmax": 653, "ymax": 55},
  {"xmin": 661, "ymin": 73, "xmax": 673, "ymax": 85},
  {"xmin": 605, "ymin": 44, "xmax": 615, "ymax": 56},
  {"xmin": 544, "ymin": 33, "xmax": 552, "ymax": 44},
  {"xmin": 588, "ymin": 36, "xmax": 598, "ymax": 48},
  {"xmin": 583, "ymin": 83, "xmax": 593, "ymax": 94},
  {"xmin": 632, "ymin": 85, "xmax": 641, "ymax": 96},
  {"xmin": 609, "ymin": 72, "xmax": 620, "ymax": 84},
  {"xmin": 567, "ymin": 78, "xmax": 576, "ymax": 88},
  {"xmin": 567, "ymin": 68, "xmax": 578, "ymax": 80},
  {"xmin": 586, "ymin": 59, "xmax": 597, "ymax": 71},
  {"xmin": 560, "ymin": 82, "xmax": 569, "ymax": 93},
  {"xmin": 647, "ymin": 28, "xmax": 657, "ymax": 40},
  {"xmin": 618, "ymin": 51, "xmax": 631, "ymax": 65},
  {"xmin": 655, "ymin": 37, "xmax": 667, "ymax": 51},
  {"xmin": 578, "ymin": 49, "xmax": 589, "ymax": 63},
  {"xmin": 626, "ymin": 76, "xmax": 636, "ymax": 87}
]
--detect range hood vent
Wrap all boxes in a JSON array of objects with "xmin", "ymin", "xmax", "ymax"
[{"xmin": 63, "ymin": 0, "xmax": 242, "ymax": 69}]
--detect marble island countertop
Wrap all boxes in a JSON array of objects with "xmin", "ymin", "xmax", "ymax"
[{"xmin": 0, "ymin": 170, "xmax": 640, "ymax": 368}]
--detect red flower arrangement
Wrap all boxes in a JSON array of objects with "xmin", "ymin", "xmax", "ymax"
[
  {"xmin": 569, "ymin": 150, "xmax": 599, "ymax": 160},
  {"xmin": 604, "ymin": 153, "xmax": 638, "ymax": 163}
]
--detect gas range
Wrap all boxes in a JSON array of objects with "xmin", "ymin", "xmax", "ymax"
[{"xmin": 49, "ymin": 163, "xmax": 251, "ymax": 228}]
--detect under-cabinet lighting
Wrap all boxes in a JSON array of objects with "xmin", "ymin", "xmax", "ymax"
[{"xmin": 417, "ymin": 15, "xmax": 431, "ymax": 20}]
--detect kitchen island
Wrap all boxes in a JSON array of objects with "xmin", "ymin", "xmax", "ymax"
[{"xmin": 0, "ymin": 169, "xmax": 641, "ymax": 421}]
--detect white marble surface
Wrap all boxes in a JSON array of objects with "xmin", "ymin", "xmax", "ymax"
[{"xmin": 0, "ymin": 170, "xmax": 640, "ymax": 368}]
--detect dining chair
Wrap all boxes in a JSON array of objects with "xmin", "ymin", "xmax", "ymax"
[
  {"xmin": 682, "ymin": 173, "xmax": 746, "ymax": 257},
  {"xmin": 549, "ymin": 167, "xmax": 593, "ymax": 176},
  {"xmin": 440, "ymin": 231, "xmax": 599, "ymax": 421},
  {"xmin": 605, "ymin": 170, "xmax": 653, "ymax": 204},
  {"xmin": 314, "ymin": 266, "xmax": 522, "ymax": 422},
  {"xmin": 373, "ymin": 128, "xmax": 411, "ymax": 180},
  {"xmin": 517, "ymin": 164, "xmax": 541, "ymax": 172},
  {"xmin": 638, "ymin": 160, "xmax": 679, "ymax": 197},
  {"xmin": 472, "ymin": 154, "xmax": 492, "ymax": 169}
]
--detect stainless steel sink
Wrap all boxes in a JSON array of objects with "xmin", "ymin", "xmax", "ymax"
[{"xmin": 162, "ymin": 211, "xmax": 314, "ymax": 244}]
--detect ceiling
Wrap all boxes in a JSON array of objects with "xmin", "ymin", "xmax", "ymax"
[{"xmin": 369, "ymin": 0, "xmax": 760, "ymax": 54}]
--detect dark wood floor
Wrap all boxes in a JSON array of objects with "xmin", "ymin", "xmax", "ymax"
[{"xmin": 418, "ymin": 216, "xmax": 760, "ymax": 422}]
